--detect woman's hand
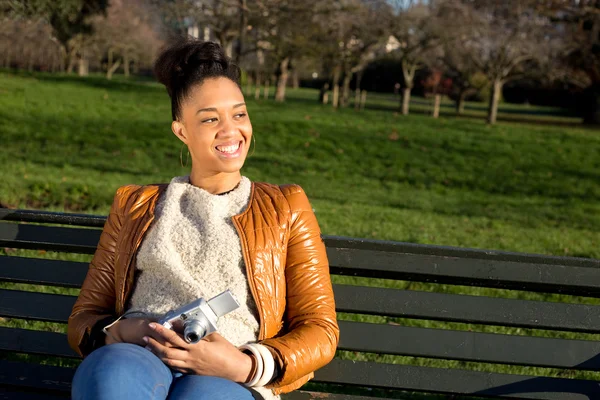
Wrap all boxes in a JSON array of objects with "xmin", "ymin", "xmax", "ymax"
[
  {"xmin": 144, "ymin": 323, "xmax": 253, "ymax": 383},
  {"xmin": 104, "ymin": 318, "xmax": 156, "ymax": 346}
]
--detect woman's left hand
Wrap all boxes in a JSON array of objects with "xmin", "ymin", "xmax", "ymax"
[{"xmin": 144, "ymin": 323, "xmax": 253, "ymax": 383}]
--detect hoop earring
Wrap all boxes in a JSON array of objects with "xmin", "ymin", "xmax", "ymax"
[
  {"xmin": 249, "ymin": 136, "xmax": 256, "ymax": 157},
  {"xmin": 180, "ymin": 143, "xmax": 190, "ymax": 168}
]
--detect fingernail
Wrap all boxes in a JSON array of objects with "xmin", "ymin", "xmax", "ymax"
[
  {"xmin": 143, "ymin": 336, "xmax": 149, "ymax": 343},
  {"xmin": 149, "ymin": 323, "xmax": 156, "ymax": 330}
]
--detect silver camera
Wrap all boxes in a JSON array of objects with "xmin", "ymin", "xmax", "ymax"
[{"xmin": 158, "ymin": 290, "xmax": 240, "ymax": 344}]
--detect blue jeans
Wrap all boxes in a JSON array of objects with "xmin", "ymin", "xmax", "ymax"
[{"xmin": 72, "ymin": 343, "xmax": 257, "ymax": 400}]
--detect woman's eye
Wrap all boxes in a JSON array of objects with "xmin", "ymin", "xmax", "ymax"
[
  {"xmin": 202, "ymin": 118, "xmax": 218, "ymax": 123},
  {"xmin": 235, "ymin": 113, "xmax": 247, "ymax": 118}
]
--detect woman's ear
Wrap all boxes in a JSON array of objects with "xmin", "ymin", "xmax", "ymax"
[{"xmin": 172, "ymin": 120, "xmax": 188, "ymax": 144}]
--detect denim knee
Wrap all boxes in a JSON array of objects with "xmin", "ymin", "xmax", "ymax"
[
  {"xmin": 72, "ymin": 343, "xmax": 172, "ymax": 400},
  {"xmin": 168, "ymin": 375, "xmax": 255, "ymax": 400}
]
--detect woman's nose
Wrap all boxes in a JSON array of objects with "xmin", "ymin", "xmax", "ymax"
[{"xmin": 217, "ymin": 117, "xmax": 237, "ymax": 137}]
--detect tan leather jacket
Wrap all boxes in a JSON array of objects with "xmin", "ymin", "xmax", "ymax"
[{"xmin": 67, "ymin": 181, "xmax": 339, "ymax": 394}]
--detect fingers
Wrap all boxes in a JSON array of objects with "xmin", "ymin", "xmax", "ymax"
[
  {"xmin": 145, "ymin": 336, "xmax": 188, "ymax": 361},
  {"xmin": 148, "ymin": 322, "xmax": 190, "ymax": 348}
]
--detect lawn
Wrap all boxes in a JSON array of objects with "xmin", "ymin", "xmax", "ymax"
[
  {"xmin": 0, "ymin": 70, "xmax": 598, "ymax": 258},
  {"xmin": 1, "ymin": 70, "xmax": 600, "ymax": 397}
]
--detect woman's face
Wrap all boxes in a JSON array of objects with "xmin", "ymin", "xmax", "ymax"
[{"xmin": 172, "ymin": 77, "xmax": 252, "ymax": 176}]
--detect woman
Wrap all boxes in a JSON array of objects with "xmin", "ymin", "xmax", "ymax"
[{"xmin": 67, "ymin": 38, "xmax": 339, "ymax": 400}]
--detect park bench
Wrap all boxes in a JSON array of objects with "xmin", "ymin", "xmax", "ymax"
[{"xmin": 2, "ymin": 207, "xmax": 600, "ymax": 399}]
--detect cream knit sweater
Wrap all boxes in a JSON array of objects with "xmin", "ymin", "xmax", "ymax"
[{"xmin": 127, "ymin": 175, "xmax": 277, "ymax": 399}]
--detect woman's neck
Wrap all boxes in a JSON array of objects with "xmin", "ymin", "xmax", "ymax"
[{"xmin": 188, "ymin": 170, "xmax": 242, "ymax": 195}]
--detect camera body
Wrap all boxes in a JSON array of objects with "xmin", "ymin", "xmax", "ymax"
[{"xmin": 158, "ymin": 290, "xmax": 240, "ymax": 344}]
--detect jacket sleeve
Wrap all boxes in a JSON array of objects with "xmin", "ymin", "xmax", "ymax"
[
  {"xmin": 67, "ymin": 185, "xmax": 134, "ymax": 357},
  {"xmin": 260, "ymin": 185, "xmax": 340, "ymax": 389}
]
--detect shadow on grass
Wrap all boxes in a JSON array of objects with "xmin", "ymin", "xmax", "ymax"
[
  {"xmin": 10, "ymin": 70, "xmax": 162, "ymax": 95},
  {"xmin": 281, "ymin": 92, "xmax": 586, "ymax": 128}
]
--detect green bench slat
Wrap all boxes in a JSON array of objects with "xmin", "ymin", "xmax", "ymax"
[
  {"xmin": 0, "ymin": 290, "xmax": 75, "ymax": 323},
  {"xmin": 4, "ymin": 321, "xmax": 600, "ymax": 371},
  {"xmin": 327, "ymin": 246, "xmax": 600, "ymax": 296},
  {"xmin": 324, "ymin": 236, "xmax": 599, "ymax": 267},
  {"xmin": 3, "ymin": 280, "xmax": 600, "ymax": 334},
  {"xmin": 0, "ymin": 257, "xmax": 87, "ymax": 288},
  {"xmin": 0, "ymin": 209, "xmax": 106, "ymax": 228},
  {"xmin": 0, "ymin": 361, "xmax": 73, "ymax": 394},
  {"xmin": 0, "ymin": 223, "xmax": 100, "ymax": 254},
  {"xmin": 0, "ymin": 327, "xmax": 77, "ymax": 358},
  {"xmin": 337, "ymin": 321, "xmax": 600, "ymax": 370},
  {"xmin": 316, "ymin": 359, "xmax": 597, "ymax": 399},
  {"xmin": 334, "ymin": 285, "xmax": 600, "ymax": 333}
]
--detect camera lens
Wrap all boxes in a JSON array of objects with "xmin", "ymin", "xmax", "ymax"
[{"xmin": 183, "ymin": 319, "xmax": 207, "ymax": 343}]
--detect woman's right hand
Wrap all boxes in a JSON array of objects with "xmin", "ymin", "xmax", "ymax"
[{"xmin": 104, "ymin": 318, "xmax": 156, "ymax": 346}]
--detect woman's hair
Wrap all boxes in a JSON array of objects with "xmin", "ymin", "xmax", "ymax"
[{"xmin": 154, "ymin": 37, "xmax": 241, "ymax": 121}]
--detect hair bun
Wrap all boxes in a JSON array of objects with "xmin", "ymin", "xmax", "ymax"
[{"xmin": 154, "ymin": 37, "xmax": 241, "ymax": 120}]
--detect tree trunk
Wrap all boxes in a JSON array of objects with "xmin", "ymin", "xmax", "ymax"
[
  {"xmin": 123, "ymin": 52, "xmax": 130, "ymax": 77},
  {"xmin": 245, "ymin": 74, "xmax": 253, "ymax": 96},
  {"xmin": 456, "ymin": 90, "xmax": 467, "ymax": 114},
  {"xmin": 354, "ymin": 71, "xmax": 363, "ymax": 110},
  {"xmin": 106, "ymin": 49, "xmax": 121, "ymax": 80},
  {"xmin": 341, "ymin": 73, "xmax": 352, "ymax": 107},
  {"xmin": 432, "ymin": 94, "xmax": 441, "ymax": 118},
  {"xmin": 360, "ymin": 90, "xmax": 367, "ymax": 110},
  {"xmin": 275, "ymin": 57, "xmax": 290, "ymax": 102},
  {"xmin": 319, "ymin": 83, "xmax": 330, "ymax": 104},
  {"xmin": 66, "ymin": 53, "xmax": 77, "ymax": 74},
  {"xmin": 487, "ymin": 79, "xmax": 503, "ymax": 125},
  {"xmin": 402, "ymin": 87, "xmax": 412, "ymax": 116},
  {"xmin": 292, "ymin": 69, "xmax": 299, "ymax": 89},
  {"xmin": 255, "ymin": 72, "xmax": 261, "ymax": 100},
  {"xmin": 78, "ymin": 57, "xmax": 89, "ymax": 76},
  {"xmin": 264, "ymin": 79, "xmax": 270, "ymax": 100},
  {"xmin": 78, "ymin": 47, "xmax": 89, "ymax": 76},
  {"xmin": 332, "ymin": 65, "xmax": 341, "ymax": 109}
]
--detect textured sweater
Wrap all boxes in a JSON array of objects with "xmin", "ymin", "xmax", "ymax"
[{"xmin": 127, "ymin": 175, "xmax": 277, "ymax": 399}]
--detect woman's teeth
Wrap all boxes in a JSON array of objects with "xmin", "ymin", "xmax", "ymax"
[{"xmin": 216, "ymin": 142, "xmax": 240, "ymax": 154}]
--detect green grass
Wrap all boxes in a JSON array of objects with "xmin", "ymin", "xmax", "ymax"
[
  {"xmin": 1, "ymin": 70, "xmax": 598, "ymax": 258},
  {"xmin": 1, "ymin": 70, "xmax": 600, "ymax": 397}
]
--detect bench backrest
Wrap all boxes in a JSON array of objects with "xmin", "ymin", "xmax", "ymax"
[{"xmin": 2, "ymin": 208, "xmax": 600, "ymax": 399}]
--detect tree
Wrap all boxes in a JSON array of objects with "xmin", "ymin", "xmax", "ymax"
[
  {"xmin": 250, "ymin": 0, "xmax": 325, "ymax": 102},
  {"xmin": 436, "ymin": 1, "xmax": 487, "ymax": 114},
  {"xmin": 3, "ymin": 0, "xmax": 109, "ymax": 74},
  {"xmin": 390, "ymin": 1, "xmax": 442, "ymax": 115},
  {"xmin": 155, "ymin": 0, "xmax": 248, "ymax": 61},
  {"xmin": 456, "ymin": 0, "xmax": 556, "ymax": 124},
  {"xmin": 318, "ymin": 0, "xmax": 391, "ymax": 108},
  {"xmin": 92, "ymin": 0, "xmax": 163, "ymax": 79}
]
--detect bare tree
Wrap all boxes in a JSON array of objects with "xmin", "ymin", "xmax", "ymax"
[
  {"xmin": 318, "ymin": 0, "xmax": 392, "ymax": 108},
  {"xmin": 251, "ymin": 0, "xmax": 324, "ymax": 102},
  {"xmin": 3, "ymin": 0, "xmax": 109, "ymax": 74},
  {"xmin": 92, "ymin": 0, "xmax": 163, "ymax": 79},
  {"xmin": 390, "ymin": 1, "xmax": 442, "ymax": 115},
  {"xmin": 455, "ymin": 0, "xmax": 557, "ymax": 124}
]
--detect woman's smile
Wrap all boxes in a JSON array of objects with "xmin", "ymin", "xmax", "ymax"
[{"xmin": 215, "ymin": 140, "xmax": 244, "ymax": 158}]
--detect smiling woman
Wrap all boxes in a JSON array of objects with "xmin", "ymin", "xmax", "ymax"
[{"xmin": 66, "ymin": 38, "xmax": 339, "ymax": 400}]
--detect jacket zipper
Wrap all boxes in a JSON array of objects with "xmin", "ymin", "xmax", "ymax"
[{"xmin": 232, "ymin": 215, "xmax": 265, "ymax": 340}]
